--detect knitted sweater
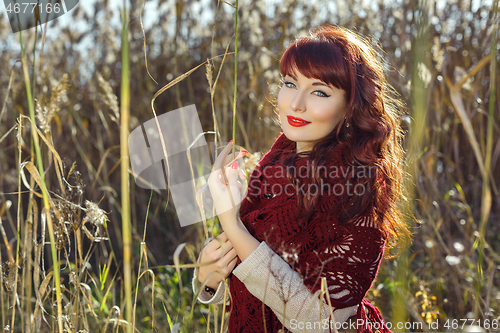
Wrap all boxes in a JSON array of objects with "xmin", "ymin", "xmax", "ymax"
[{"xmin": 193, "ymin": 132, "xmax": 392, "ymax": 333}]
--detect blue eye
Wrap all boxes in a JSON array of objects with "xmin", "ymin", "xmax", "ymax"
[
  {"xmin": 314, "ymin": 90, "xmax": 330, "ymax": 98},
  {"xmin": 284, "ymin": 81, "xmax": 330, "ymax": 98}
]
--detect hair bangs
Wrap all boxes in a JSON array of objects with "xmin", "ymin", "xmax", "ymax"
[{"xmin": 279, "ymin": 37, "xmax": 351, "ymax": 95}]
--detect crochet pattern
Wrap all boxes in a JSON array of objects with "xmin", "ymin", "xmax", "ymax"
[{"xmin": 227, "ymin": 132, "xmax": 392, "ymax": 333}]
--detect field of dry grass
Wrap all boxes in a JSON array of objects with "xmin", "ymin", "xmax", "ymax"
[{"xmin": 0, "ymin": 0, "xmax": 499, "ymax": 332}]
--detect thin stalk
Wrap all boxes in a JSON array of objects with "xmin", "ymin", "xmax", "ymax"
[
  {"xmin": 392, "ymin": 0, "xmax": 430, "ymax": 329},
  {"xmin": 231, "ymin": 0, "xmax": 239, "ymax": 159},
  {"xmin": 14, "ymin": 23, "xmax": 38, "ymax": 333},
  {"xmin": 477, "ymin": 0, "xmax": 498, "ymax": 316},
  {"xmin": 18, "ymin": 30, "xmax": 64, "ymax": 332},
  {"xmin": 0, "ymin": 236, "xmax": 3, "ymax": 331},
  {"xmin": 11, "ymin": 118, "xmax": 23, "ymax": 330},
  {"xmin": 120, "ymin": 1, "xmax": 133, "ymax": 332},
  {"xmin": 132, "ymin": 191, "xmax": 153, "ymax": 331},
  {"xmin": 32, "ymin": 24, "xmax": 37, "ymax": 104}
]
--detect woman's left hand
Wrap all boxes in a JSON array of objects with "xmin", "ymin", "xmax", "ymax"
[{"xmin": 207, "ymin": 142, "xmax": 247, "ymax": 229}]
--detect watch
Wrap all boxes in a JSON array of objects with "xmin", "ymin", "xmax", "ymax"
[{"xmin": 204, "ymin": 285, "xmax": 216, "ymax": 296}]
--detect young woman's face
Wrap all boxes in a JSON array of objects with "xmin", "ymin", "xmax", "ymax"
[{"xmin": 278, "ymin": 70, "xmax": 348, "ymax": 153}]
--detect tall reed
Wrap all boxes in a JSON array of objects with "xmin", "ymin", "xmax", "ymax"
[
  {"xmin": 120, "ymin": 0, "xmax": 133, "ymax": 332},
  {"xmin": 0, "ymin": 0, "xmax": 498, "ymax": 331},
  {"xmin": 120, "ymin": 0, "xmax": 133, "ymax": 333},
  {"xmin": 391, "ymin": 0, "xmax": 431, "ymax": 329},
  {"xmin": 477, "ymin": 0, "xmax": 498, "ymax": 317},
  {"xmin": 18, "ymin": 28, "xmax": 64, "ymax": 332},
  {"xmin": 231, "ymin": 0, "xmax": 239, "ymax": 159}
]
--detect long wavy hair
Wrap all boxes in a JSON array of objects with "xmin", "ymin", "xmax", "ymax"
[{"xmin": 274, "ymin": 25, "xmax": 412, "ymax": 256}]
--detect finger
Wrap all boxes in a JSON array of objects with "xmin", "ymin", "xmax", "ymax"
[
  {"xmin": 224, "ymin": 247, "xmax": 237, "ymax": 260},
  {"xmin": 214, "ymin": 236, "xmax": 233, "ymax": 253},
  {"xmin": 219, "ymin": 247, "xmax": 236, "ymax": 260},
  {"xmin": 222, "ymin": 151, "xmax": 247, "ymax": 170},
  {"xmin": 219, "ymin": 240, "xmax": 233, "ymax": 256},
  {"xmin": 238, "ymin": 168, "xmax": 247, "ymax": 181},
  {"xmin": 213, "ymin": 234, "xmax": 231, "ymax": 250},
  {"xmin": 225, "ymin": 162, "xmax": 241, "ymax": 190},
  {"xmin": 221, "ymin": 159, "xmax": 240, "ymax": 187},
  {"xmin": 219, "ymin": 147, "xmax": 239, "ymax": 186},
  {"xmin": 242, "ymin": 186, "xmax": 249, "ymax": 199},
  {"xmin": 207, "ymin": 233, "xmax": 227, "ymax": 252},
  {"xmin": 217, "ymin": 232, "xmax": 228, "ymax": 242},
  {"xmin": 213, "ymin": 142, "xmax": 233, "ymax": 172},
  {"xmin": 220, "ymin": 151, "xmax": 247, "ymax": 186},
  {"xmin": 227, "ymin": 255, "xmax": 239, "ymax": 269},
  {"xmin": 210, "ymin": 245, "xmax": 232, "ymax": 262},
  {"xmin": 220, "ymin": 248, "xmax": 238, "ymax": 266}
]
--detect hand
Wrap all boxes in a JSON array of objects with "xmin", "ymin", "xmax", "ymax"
[
  {"xmin": 207, "ymin": 142, "xmax": 247, "ymax": 227},
  {"xmin": 197, "ymin": 232, "xmax": 238, "ymax": 289}
]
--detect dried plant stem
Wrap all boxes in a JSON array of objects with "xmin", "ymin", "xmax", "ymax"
[
  {"xmin": 139, "ymin": 0, "xmax": 158, "ymax": 85},
  {"xmin": 12, "ymin": 117, "xmax": 23, "ymax": 331},
  {"xmin": 132, "ymin": 192, "xmax": 154, "ymax": 331},
  {"xmin": 231, "ymin": 0, "xmax": 239, "ymax": 159},
  {"xmin": 392, "ymin": 0, "xmax": 430, "ymax": 328},
  {"xmin": 18, "ymin": 29, "xmax": 64, "ymax": 333},
  {"xmin": 0, "ymin": 67, "xmax": 14, "ymax": 124},
  {"xmin": 448, "ymin": 51, "xmax": 494, "ymax": 316},
  {"xmin": 477, "ymin": 1, "xmax": 498, "ymax": 316},
  {"xmin": 0, "ymin": 240, "xmax": 3, "ymax": 331},
  {"xmin": 449, "ymin": 54, "xmax": 491, "ymax": 179},
  {"xmin": 19, "ymin": 22, "xmax": 37, "ymax": 333},
  {"xmin": 120, "ymin": 1, "xmax": 133, "ymax": 332},
  {"xmin": 32, "ymin": 25, "xmax": 37, "ymax": 106},
  {"xmin": 220, "ymin": 280, "xmax": 229, "ymax": 333}
]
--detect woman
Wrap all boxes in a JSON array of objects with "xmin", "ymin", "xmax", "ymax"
[{"xmin": 192, "ymin": 25, "xmax": 411, "ymax": 333}]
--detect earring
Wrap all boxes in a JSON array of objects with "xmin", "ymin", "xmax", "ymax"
[{"xmin": 344, "ymin": 118, "xmax": 350, "ymax": 128}]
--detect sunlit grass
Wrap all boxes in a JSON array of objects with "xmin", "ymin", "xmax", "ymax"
[{"xmin": 0, "ymin": 0, "xmax": 498, "ymax": 332}]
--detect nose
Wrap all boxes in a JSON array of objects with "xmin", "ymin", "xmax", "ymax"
[{"xmin": 289, "ymin": 90, "xmax": 306, "ymax": 113}]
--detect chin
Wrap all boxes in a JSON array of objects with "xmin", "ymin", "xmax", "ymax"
[{"xmin": 281, "ymin": 129, "xmax": 299, "ymax": 142}]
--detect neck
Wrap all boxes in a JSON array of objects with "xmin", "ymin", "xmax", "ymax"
[{"xmin": 296, "ymin": 141, "xmax": 314, "ymax": 154}]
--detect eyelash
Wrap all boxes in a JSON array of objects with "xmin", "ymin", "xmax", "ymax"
[{"xmin": 284, "ymin": 81, "xmax": 330, "ymax": 98}]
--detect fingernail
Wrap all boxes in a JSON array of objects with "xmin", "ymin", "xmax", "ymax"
[
  {"xmin": 242, "ymin": 150, "xmax": 249, "ymax": 155},
  {"xmin": 228, "ymin": 140, "xmax": 233, "ymax": 143},
  {"xmin": 231, "ymin": 161, "xmax": 238, "ymax": 169}
]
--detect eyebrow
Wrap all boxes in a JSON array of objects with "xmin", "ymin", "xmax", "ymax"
[{"xmin": 288, "ymin": 74, "xmax": 332, "ymax": 89}]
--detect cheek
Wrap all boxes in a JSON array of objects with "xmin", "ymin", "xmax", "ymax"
[
  {"xmin": 312, "ymin": 106, "xmax": 345, "ymax": 126},
  {"xmin": 277, "ymin": 89, "xmax": 287, "ymax": 113},
  {"xmin": 312, "ymin": 110, "xmax": 338, "ymax": 123}
]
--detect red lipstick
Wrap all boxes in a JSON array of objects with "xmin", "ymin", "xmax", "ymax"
[{"xmin": 287, "ymin": 116, "xmax": 311, "ymax": 127}]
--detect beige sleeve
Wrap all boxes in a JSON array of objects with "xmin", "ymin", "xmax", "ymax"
[
  {"xmin": 191, "ymin": 267, "xmax": 229, "ymax": 305},
  {"xmin": 232, "ymin": 241, "xmax": 358, "ymax": 333}
]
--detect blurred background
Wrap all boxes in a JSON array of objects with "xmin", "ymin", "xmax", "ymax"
[{"xmin": 0, "ymin": 0, "xmax": 499, "ymax": 331}]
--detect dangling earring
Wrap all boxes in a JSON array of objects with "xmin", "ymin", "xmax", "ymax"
[{"xmin": 344, "ymin": 118, "xmax": 350, "ymax": 128}]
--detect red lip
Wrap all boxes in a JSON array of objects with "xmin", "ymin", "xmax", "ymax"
[{"xmin": 287, "ymin": 116, "xmax": 311, "ymax": 127}]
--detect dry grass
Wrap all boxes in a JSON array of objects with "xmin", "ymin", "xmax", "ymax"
[{"xmin": 0, "ymin": 0, "xmax": 498, "ymax": 332}]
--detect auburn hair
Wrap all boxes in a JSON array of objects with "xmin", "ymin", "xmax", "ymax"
[{"xmin": 274, "ymin": 25, "xmax": 412, "ymax": 256}]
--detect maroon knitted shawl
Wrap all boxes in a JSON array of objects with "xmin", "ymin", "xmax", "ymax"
[{"xmin": 227, "ymin": 132, "xmax": 392, "ymax": 333}]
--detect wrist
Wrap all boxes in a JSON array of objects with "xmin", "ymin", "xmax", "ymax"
[
  {"xmin": 222, "ymin": 219, "xmax": 260, "ymax": 262},
  {"xmin": 205, "ymin": 281, "xmax": 220, "ymax": 289},
  {"xmin": 198, "ymin": 275, "xmax": 217, "ymax": 288},
  {"xmin": 220, "ymin": 214, "xmax": 247, "ymax": 234}
]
